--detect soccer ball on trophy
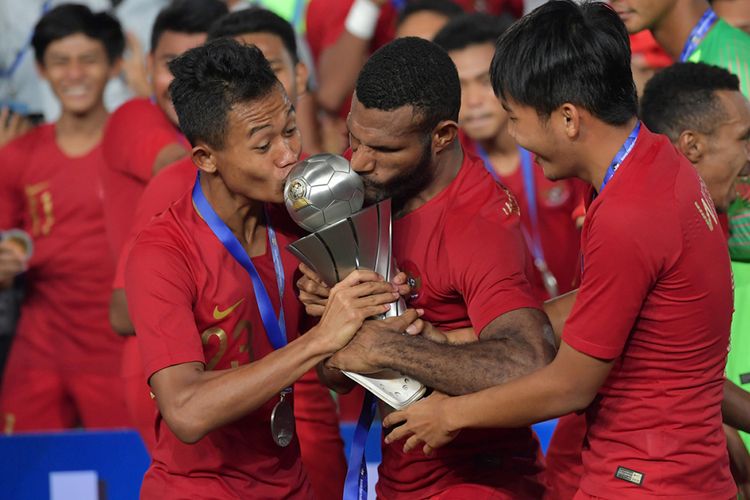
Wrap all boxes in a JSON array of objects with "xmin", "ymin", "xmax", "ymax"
[{"xmin": 284, "ymin": 154, "xmax": 365, "ymax": 232}]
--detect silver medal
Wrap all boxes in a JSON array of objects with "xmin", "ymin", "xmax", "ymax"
[{"xmin": 270, "ymin": 388, "xmax": 295, "ymax": 447}]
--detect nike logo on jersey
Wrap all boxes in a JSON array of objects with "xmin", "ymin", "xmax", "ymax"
[{"xmin": 213, "ymin": 298, "xmax": 245, "ymax": 320}]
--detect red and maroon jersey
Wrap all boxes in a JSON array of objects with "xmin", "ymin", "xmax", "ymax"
[
  {"xmin": 125, "ymin": 191, "xmax": 314, "ymax": 498},
  {"xmin": 563, "ymin": 127, "xmax": 735, "ymax": 499},
  {"xmin": 101, "ymin": 98, "xmax": 185, "ymax": 258},
  {"xmin": 0, "ymin": 125, "xmax": 123, "ymax": 374},
  {"xmin": 378, "ymin": 151, "xmax": 545, "ymax": 499}
]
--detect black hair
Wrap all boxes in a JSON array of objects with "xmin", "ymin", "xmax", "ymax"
[
  {"xmin": 168, "ymin": 38, "xmax": 280, "ymax": 149},
  {"xmin": 151, "ymin": 0, "xmax": 228, "ymax": 52},
  {"xmin": 433, "ymin": 12, "xmax": 514, "ymax": 53},
  {"xmin": 491, "ymin": 0, "xmax": 637, "ymax": 125},
  {"xmin": 355, "ymin": 37, "xmax": 461, "ymax": 133},
  {"xmin": 398, "ymin": 0, "xmax": 464, "ymax": 26},
  {"xmin": 641, "ymin": 62, "xmax": 741, "ymax": 142},
  {"xmin": 32, "ymin": 4, "xmax": 125, "ymax": 64},
  {"xmin": 208, "ymin": 7, "xmax": 299, "ymax": 64}
]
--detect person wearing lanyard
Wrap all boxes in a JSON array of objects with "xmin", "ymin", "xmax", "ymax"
[
  {"xmin": 384, "ymin": 3, "xmax": 737, "ymax": 499},
  {"xmin": 434, "ymin": 12, "xmax": 584, "ymax": 300},
  {"xmin": 124, "ymin": 40, "xmax": 416, "ymax": 499}
]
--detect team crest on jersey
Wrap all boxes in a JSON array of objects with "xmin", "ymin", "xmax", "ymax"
[
  {"xmin": 543, "ymin": 185, "xmax": 570, "ymax": 207},
  {"xmin": 400, "ymin": 260, "xmax": 422, "ymax": 302},
  {"xmin": 501, "ymin": 188, "xmax": 521, "ymax": 217}
]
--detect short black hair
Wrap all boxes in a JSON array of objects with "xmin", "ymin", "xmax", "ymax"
[
  {"xmin": 433, "ymin": 12, "xmax": 514, "ymax": 53},
  {"xmin": 641, "ymin": 62, "xmax": 741, "ymax": 142},
  {"xmin": 208, "ymin": 7, "xmax": 299, "ymax": 64},
  {"xmin": 151, "ymin": 0, "xmax": 228, "ymax": 53},
  {"xmin": 32, "ymin": 4, "xmax": 125, "ymax": 64},
  {"xmin": 491, "ymin": 0, "xmax": 637, "ymax": 125},
  {"xmin": 168, "ymin": 38, "xmax": 280, "ymax": 149},
  {"xmin": 355, "ymin": 37, "xmax": 461, "ymax": 133},
  {"xmin": 398, "ymin": 0, "xmax": 464, "ymax": 26}
]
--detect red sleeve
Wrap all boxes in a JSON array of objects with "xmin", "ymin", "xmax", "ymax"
[
  {"xmin": 449, "ymin": 210, "xmax": 542, "ymax": 335},
  {"xmin": 125, "ymin": 233, "xmax": 204, "ymax": 380},
  {"xmin": 562, "ymin": 204, "xmax": 659, "ymax": 359},
  {"xmin": 103, "ymin": 100, "xmax": 182, "ymax": 183},
  {"xmin": 0, "ymin": 138, "xmax": 27, "ymax": 230}
]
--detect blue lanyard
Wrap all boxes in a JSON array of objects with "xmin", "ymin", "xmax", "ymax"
[
  {"xmin": 1, "ymin": 0, "xmax": 52, "ymax": 79},
  {"xmin": 476, "ymin": 144, "xmax": 546, "ymax": 265},
  {"xmin": 679, "ymin": 8, "xmax": 718, "ymax": 62},
  {"xmin": 192, "ymin": 173, "xmax": 287, "ymax": 350},
  {"xmin": 599, "ymin": 121, "xmax": 641, "ymax": 193},
  {"xmin": 343, "ymin": 392, "xmax": 377, "ymax": 500}
]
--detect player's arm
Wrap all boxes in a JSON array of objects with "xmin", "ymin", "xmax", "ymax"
[
  {"xmin": 328, "ymin": 307, "xmax": 556, "ymax": 395},
  {"xmin": 543, "ymin": 289, "xmax": 578, "ymax": 347},
  {"xmin": 383, "ymin": 341, "xmax": 613, "ymax": 453},
  {"xmin": 152, "ymin": 143, "xmax": 188, "ymax": 176},
  {"xmin": 723, "ymin": 379, "xmax": 750, "ymax": 432},
  {"xmin": 314, "ymin": 0, "xmax": 387, "ymax": 114},
  {"xmin": 109, "ymin": 288, "xmax": 134, "ymax": 335}
]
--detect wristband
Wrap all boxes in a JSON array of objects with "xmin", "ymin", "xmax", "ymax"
[{"xmin": 345, "ymin": 0, "xmax": 380, "ymax": 40}]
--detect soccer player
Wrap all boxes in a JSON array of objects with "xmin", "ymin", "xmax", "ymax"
[
  {"xmin": 383, "ymin": 3, "xmax": 737, "ymax": 499},
  {"xmin": 434, "ymin": 13, "xmax": 584, "ymax": 298},
  {"xmin": 102, "ymin": 0, "xmax": 228, "ymax": 451},
  {"xmin": 395, "ymin": 0, "xmax": 463, "ymax": 40},
  {"xmin": 110, "ymin": 8, "xmax": 348, "ymax": 498},
  {"xmin": 0, "ymin": 5, "xmax": 129, "ymax": 432},
  {"xmin": 124, "ymin": 38, "xmax": 411, "ymax": 498},
  {"xmin": 299, "ymin": 36, "xmax": 556, "ymax": 499}
]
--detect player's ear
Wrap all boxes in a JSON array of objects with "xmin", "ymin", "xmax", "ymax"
[
  {"xmin": 677, "ymin": 130, "xmax": 704, "ymax": 163},
  {"xmin": 432, "ymin": 120, "xmax": 458, "ymax": 154},
  {"xmin": 294, "ymin": 61, "xmax": 309, "ymax": 98},
  {"xmin": 559, "ymin": 103, "xmax": 580, "ymax": 139},
  {"xmin": 192, "ymin": 144, "xmax": 218, "ymax": 174}
]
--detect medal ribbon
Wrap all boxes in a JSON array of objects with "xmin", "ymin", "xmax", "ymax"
[
  {"xmin": 477, "ymin": 144, "xmax": 558, "ymax": 296},
  {"xmin": 679, "ymin": 8, "xmax": 718, "ymax": 62},
  {"xmin": 599, "ymin": 121, "xmax": 641, "ymax": 193},
  {"xmin": 192, "ymin": 173, "xmax": 287, "ymax": 350},
  {"xmin": 344, "ymin": 392, "xmax": 377, "ymax": 500}
]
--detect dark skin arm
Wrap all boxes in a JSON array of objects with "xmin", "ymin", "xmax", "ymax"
[
  {"xmin": 328, "ymin": 307, "xmax": 557, "ymax": 396},
  {"xmin": 723, "ymin": 379, "xmax": 750, "ymax": 433},
  {"xmin": 543, "ymin": 289, "xmax": 577, "ymax": 347},
  {"xmin": 109, "ymin": 288, "xmax": 135, "ymax": 335}
]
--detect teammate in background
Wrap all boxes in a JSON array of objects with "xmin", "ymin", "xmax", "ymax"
[
  {"xmin": 300, "ymin": 37, "xmax": 555, "ymax": 499},
  {"xmin": 109, "ymin": 8, "xmax": 348, "ymax": 498},
  {"xmin": 124, "ymin": 38, "xmax": 411, "ymax": 498},
  {"xmin": 384, "ymin": 4, "xmax": 736, "ymax": 499},
  {"xmin": 395, "ymin": 0, "xmax": 463, "ymax": 40},
  {"xmin": 641, "ymin": 62, "xmax": 750, "ymax": 497},
  {"xmin": 435, "ymin": 13, "xmax": 583, "ymax": 299},
  {"xmin": 0, "ymin": 5, "xmax": 129, "ymax": 432},
  {"xmin": 711, "ymin": 0, "xmax": 750, "ymax": 34},
  {"xmin": 103, "ymin": 0, "xmax": 228, "ymax": 452}
]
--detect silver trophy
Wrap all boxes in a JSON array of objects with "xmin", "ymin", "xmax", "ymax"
[{"xmin": 284, "ymin": 154, "xmax": 426, "ymax": 410}]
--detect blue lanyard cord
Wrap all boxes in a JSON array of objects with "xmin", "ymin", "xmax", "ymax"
[
  {"xmin": 599, "ymin": 121, "xmax": 642, "ymax": 193},
  {"xmin": 191, "ymin": 173, "xmax": 287, "ymax": 350},
  {"xmin": 344, "ymin": 392, "xmax": 377, "ymax": 500},
  {"xmin": 476, "ymin": 144, "xmax": 545, "ymax": 263},
  {"xmin": 679, "ymin": 8, "xmax": 718, "ymax": 62}
]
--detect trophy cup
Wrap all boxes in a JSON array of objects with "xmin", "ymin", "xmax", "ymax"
[{"xmin": 284, "ymin": 154, "xmax": 426, "ymax": 410}]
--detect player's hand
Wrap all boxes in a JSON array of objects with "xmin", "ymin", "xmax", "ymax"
[
  {"xmin": 391, "ymin": 271, "xmax": 413, "ymax": 299},
  {"xmin": 0, "ymin": 108, "xmax": 33, "ymax": 148},
  {"xmin": 297, "ymin": 262, "xmax": 330, "ymax": 317},
  {"xmin": 383, "ymin": 391, "xmax": 460, "ymax": 455},
  {"xmin": 0, "ymin": 241, "xmax": 27, "ymax": 288},
  {"xmin": 121, "ymin": 32, "xmax": 150, "ymax": 98},
  {"xmin": 312, "ymin": 270, "xmax": 400, "ymax": 352},
  {"xmin": 327, "ymin": 309, "xmax": 423, "ymax": 373}
]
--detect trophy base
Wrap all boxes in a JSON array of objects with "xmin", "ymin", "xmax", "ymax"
[{"xmin": 343, "ymin": 369, "xmax": 426, "ymax": 410}]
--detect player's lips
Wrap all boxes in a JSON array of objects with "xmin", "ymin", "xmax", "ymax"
[
  {"xmin": 61, "ymin": 85, "xmax": 91, "ymax": 97},
  {"xmin": 463, "ymin": 114, "xmax": 494, "ymax": 126}
]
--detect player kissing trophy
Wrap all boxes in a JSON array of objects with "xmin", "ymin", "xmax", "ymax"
[{"xmin": 284, "ymin": 153, "xmax": 426, "ymax": 410}]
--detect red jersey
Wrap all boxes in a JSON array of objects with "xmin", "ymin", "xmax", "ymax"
[
  {"xmin": 101, "ymin": 98, "xmax": 185, "ymax": 258},
  {"xmin": 562, "ymin": 127, "xmax": 735, "ymax": 499},
  {"xmin": 305, "ymin": 0, "xmax": 396, "ymax": 120},
  {"xmin": 125, "ymin": 191, "xmax": 314, "ymax": 499},
  {"xmin": 462, "ymin": 135, "xmax": 584, "ymax": 297},
  {"xmin": 0, "ymin": 125, "xmax": 123, "ymax": 374},
  {"xmin": 378, "ymin": 151, "xmax": 545, "ymax": 499}
]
